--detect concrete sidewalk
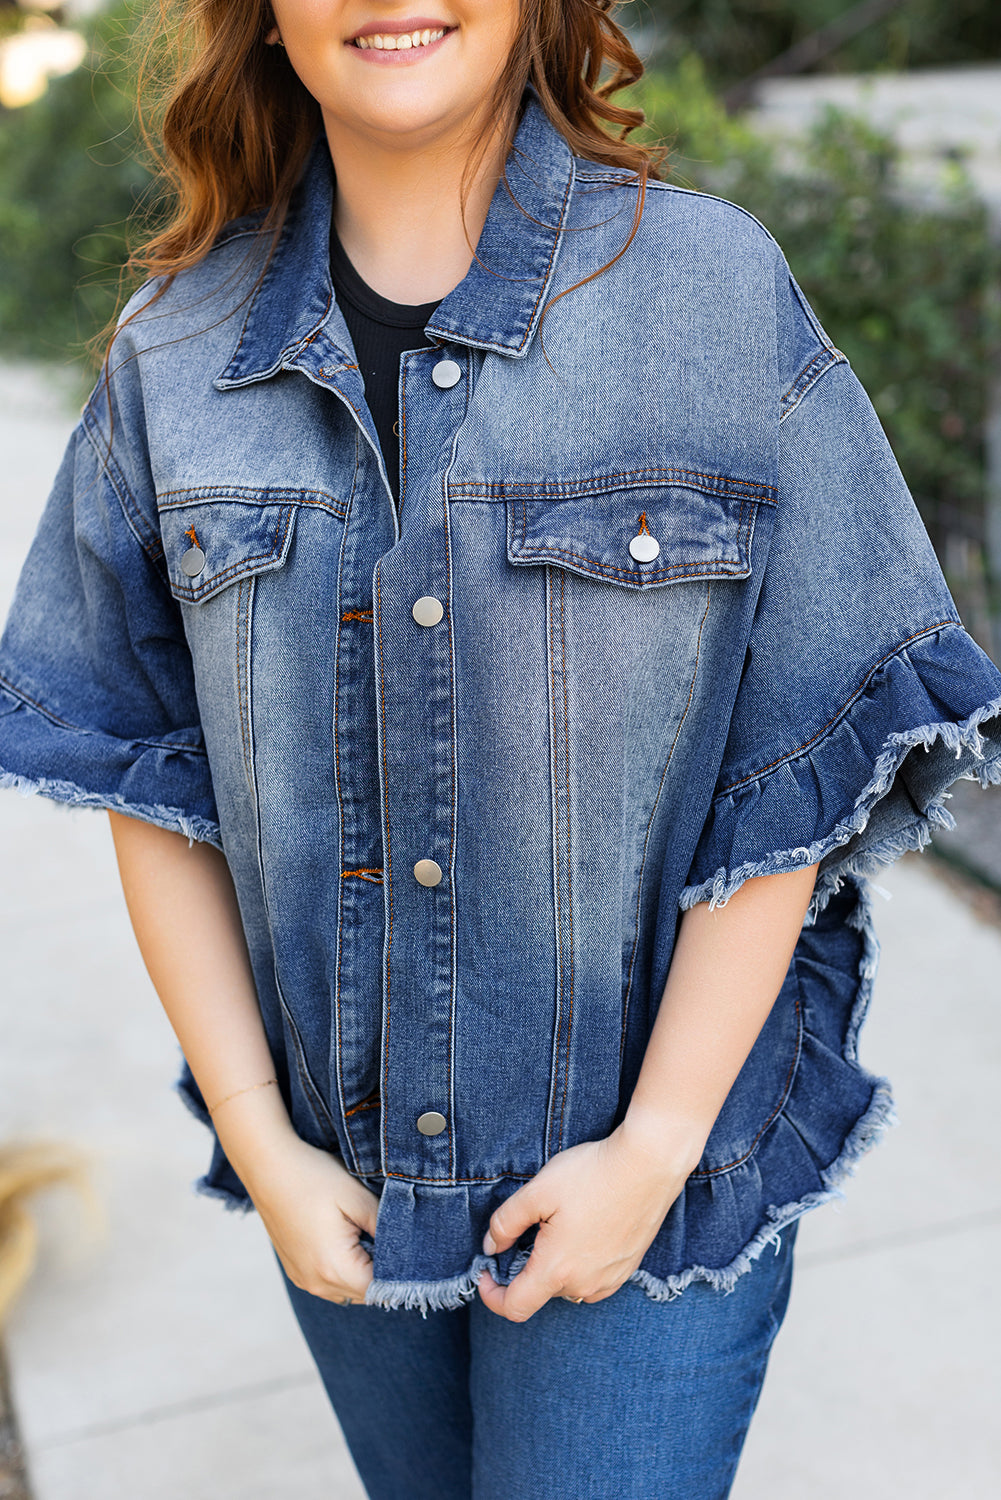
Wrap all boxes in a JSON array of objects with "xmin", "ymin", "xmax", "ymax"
[{"xmin": 2, "ymin": 362, "xmax": 1000, "ymax": 1498}]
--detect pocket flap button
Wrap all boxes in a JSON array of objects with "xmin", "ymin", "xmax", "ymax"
[
  {"xmin": 414, "ymin": 859, "xmax": 443, "ymax": 887},
  {"xmin": 417, "ymin": 1111, "xmax": 447, "ymax": 1136},
  {"xmin": 628, "ymin": 532, "xmax": 661, "ymax": 564},
  {"xmin": 181, "ymin": 545, "xmax": 206, "ymax": 577},
  {"xmin": 432, "ymin": 359, "xmax": 461, "ymax": 389},
  {"xmin": 412, "ymin": 596, "xmax": 444, "ymax": 627}
]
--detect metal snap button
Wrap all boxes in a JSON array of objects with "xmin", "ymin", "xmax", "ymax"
[
  {"xmin": 180, "ymin": 545, "xmax": 206, "ymax": 576},
  {"xmin": 414, "ymin": 859, "xmax": 443, "ymax": 887},
  {"xmin": 431, "ymin": 358, "xmax": 461, "ymax": 389},
  {"xmin": 628, "ymin": 532, "xmax": 660, "ymax": 563},
  {"xmin": 412, "ymin": 596, "xmax": 444, "ymax": 627},
  {"xmin": 417, "ymin": 1111, "xmax": 447, "ymax": 1136}
]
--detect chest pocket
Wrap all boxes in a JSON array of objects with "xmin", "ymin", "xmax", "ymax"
[
  {"xmin": 505, "ymin": 476, "xmax": 774, "ymax": 589},
  {"xmin": 158, "ymin": 495, "xmax": 299, "ymax": 604}
]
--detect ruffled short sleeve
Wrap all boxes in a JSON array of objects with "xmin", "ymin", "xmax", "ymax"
[
  {"xmin": 0, "ymin": 387, "xmax": 220, "ymax": 844},
  {"xmin": 682, "ymin": 358, "xmax": 1001, "ymax": 915}
]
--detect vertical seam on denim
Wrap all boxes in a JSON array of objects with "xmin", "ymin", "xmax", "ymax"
[
  {"xmin": 332, "ymin": 465, "xmax": 362, "ymax": 1175},
  {"xmin": 81, "ymin": 407, "xmax": 165, "ymax": 566},
  {"xmin": 236, "ymin": 576, "xmax": 254, "ymax": 789},
  {"xmin": 543, "ymin": 565, "xmax": 564, "ymax": 1161},
  {"xmin": 557, "ymin": 568, "xmax": 574, "ymax": 1152},
  {"xmin": 444, "ymin": 438, "xmax": 465, "ymax": 1176},
  {"xmin": 247, "ymin": 642, "xmax": 337, "ymax": 1143},
  {"xmin": 620, "ymin": 581, "xmax": 714, "ymax": 1060},
  {"xmin": 376, "ymin": 565, "xmax": 394, "ymax": 1172}
]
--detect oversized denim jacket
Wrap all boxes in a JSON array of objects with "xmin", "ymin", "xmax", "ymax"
[{"xmin": 3, "ymin": 98, "xmax": 1001, "ymax": 1312}]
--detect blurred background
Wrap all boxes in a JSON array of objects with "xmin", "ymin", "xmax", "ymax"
[{"xmin": 1, "ymin": 4, "xmax": 1000, "ymax": 1497}]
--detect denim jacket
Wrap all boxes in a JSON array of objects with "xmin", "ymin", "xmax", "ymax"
[{"xmin": 3, "ymin": 98, "xmax": 1001, "ymax": 1312}]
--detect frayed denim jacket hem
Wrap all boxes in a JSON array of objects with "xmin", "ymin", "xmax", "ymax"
[{"xmin": 3, "ymin": 97, "xmax": 1001, "ymax": 1312}]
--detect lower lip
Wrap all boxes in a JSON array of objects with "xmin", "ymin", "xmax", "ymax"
[{"xmin": 347, "ymin": 30, "xmax": 454, "ymax": 65}]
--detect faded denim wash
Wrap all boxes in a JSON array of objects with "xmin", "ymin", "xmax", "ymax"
[{"xmin": 2, "ymin": 97, "xmax": 1000, "ymax": 1312}]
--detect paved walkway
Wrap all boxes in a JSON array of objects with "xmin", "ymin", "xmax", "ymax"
[{"xmin": 1, "ymin": 362, "xmax": 1000, "ymax": 1497}]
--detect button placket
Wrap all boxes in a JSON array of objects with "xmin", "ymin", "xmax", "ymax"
[{"xmin": 375, "ymin": 345, "xmax": 469, "ymax": 1178}]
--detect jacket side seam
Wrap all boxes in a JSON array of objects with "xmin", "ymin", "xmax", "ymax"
[{"xmin": 691, "ymin": 985, "xmax": 803, "ymax": 1179}]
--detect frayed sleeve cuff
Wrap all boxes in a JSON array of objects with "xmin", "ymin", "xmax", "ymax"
[
  {"xmin": 681, "ymin": 627, "xmax": 1001, "ymax": 918},
  {"xmin": 0, "ymin": 678, "xmax": 221, "ymax": 846}
]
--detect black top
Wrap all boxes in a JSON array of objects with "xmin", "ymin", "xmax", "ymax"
[{"xmin": 329, "ymin": 226, "xmax": 441, "ymax": 505}]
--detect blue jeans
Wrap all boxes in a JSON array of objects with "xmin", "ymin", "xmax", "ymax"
[{"xmin": 280, "ymin": 1220, "xmax": 797, "ymax": 1500}]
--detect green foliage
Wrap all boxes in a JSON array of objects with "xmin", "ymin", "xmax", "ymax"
[
  {"xmin": 0, "ymin": 2, "xmax": 151, "ymax": 362},
  {"xmin": 640, "ymin": 0, "xmax": 1001, "ymax": 91},
  {"xmin": 637, "ymin": 56, "xmax": 999, "ymax": 570}
]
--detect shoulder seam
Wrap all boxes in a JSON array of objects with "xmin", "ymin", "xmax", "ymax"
[
  {"xmin": 81, "ymin": 403, "xmax": 166, "ymax": 570},
  {"xmin": 779, "ymin": 346, "xmax": 848, "ymax": 422}
]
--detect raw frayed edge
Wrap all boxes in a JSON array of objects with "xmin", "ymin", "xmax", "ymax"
[
  {"xmin": 192, "ymin": 1174, "xmax": 253, "ymax": 1213},
  {"xmin": 630, "ymin": 1072, "xmax": 898, "ymax": 1303},
  {"xmin": 0, "ymin": 768, "xmax": 222, "ymax": 847},
  {"xmin": 366, "ymin": 1254, "xmax": 493, "ymax": 1315},
  {"xmin": 173, "ymin": 1074, "xmax": 254, "ymax": 1214},
  {"xmin": 366, "ymin": 1246, "xmax": 535, "ymax": 1316},
  {"xmin": 679, "ymin": 694, "xmax": 1001, "ymax": 919}
]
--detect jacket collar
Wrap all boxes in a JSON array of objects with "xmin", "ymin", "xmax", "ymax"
[{"xmin": 215, "ymin": 94, "xmax": 575, "ymax": 389}]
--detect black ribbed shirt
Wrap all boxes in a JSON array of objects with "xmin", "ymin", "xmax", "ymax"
[{"xmin": 329, "ymin": 227, "xmax": 440, "ymax": 505}]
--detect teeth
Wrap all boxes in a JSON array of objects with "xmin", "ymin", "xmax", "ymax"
[{"xmin": 355, "ymin": 28, "xmax": 446, "ymax": 51}]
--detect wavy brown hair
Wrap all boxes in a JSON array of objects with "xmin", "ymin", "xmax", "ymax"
[{"xmin": 129, "ymin": 0, "xmax": 661, "ymax": 295}]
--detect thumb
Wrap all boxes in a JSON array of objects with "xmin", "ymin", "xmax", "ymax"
[
  {"xmin": 483, "ymin": 1183, "xmax": 544, "ymax": 1255},
  {"xmin": 343, "ymin": 1182, "xmax": 381, "ymax": 1239}
]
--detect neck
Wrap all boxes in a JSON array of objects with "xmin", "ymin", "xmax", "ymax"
[{"xmin": 324, "ymin": 114, "xmax": 510, "ymax": 305}]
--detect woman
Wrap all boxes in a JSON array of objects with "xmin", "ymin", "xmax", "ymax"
[{"xmin": 2, "ymin": 2, "xmax": 1000, "ymax": 1496}]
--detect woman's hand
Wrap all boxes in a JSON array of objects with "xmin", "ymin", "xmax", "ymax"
[
  {"xmin": 238, "ymin": 1128, "xmax": 381, "ymax": 1306},
  {"xmin": 477, "ymin": 1117, "xmax": 701, "ymax": 1323}
]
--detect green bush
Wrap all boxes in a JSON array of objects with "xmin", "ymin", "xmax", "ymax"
[{"xmin": 0, "ymin": 2, "xmax": 150, "ymax": 361}]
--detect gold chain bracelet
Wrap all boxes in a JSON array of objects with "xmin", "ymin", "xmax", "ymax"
[{"xmin": 207, "ymin": 1077, "xmax": 278, "ymax": 1117}]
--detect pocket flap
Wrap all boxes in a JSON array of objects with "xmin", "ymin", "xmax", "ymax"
[
  {"xmin": 506, "ymin": 483, "xmax": 767, "ymax": 590},
  {"xmin": 159, "ymin": 498, "xmax": 297, "ymax": 603}
]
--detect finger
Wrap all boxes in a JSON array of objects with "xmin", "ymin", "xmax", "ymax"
[
  {"xmin": 484, "ymin": 1185, "xmax": 543, "ymax": 1255},
  {"xmin": 341, "ymin": 1235, "xmax": 375, "ymax": 1293},
  {"xmin": 344, "ymin": 1189, "xmax": 380, "ymax": 1239},
  {"xmin": 478, "ymin": 1250, "xmax": 562, "ymax": 1323}
]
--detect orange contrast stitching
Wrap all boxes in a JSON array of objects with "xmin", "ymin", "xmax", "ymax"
[
  {"xmin": 342, "ymin": 868, "xmax": 383, "ymax": 883},
  {"xmin": 448, "ymin": 466, "xmax": 778, "ymax": 503},
  {"xmin": 341, "ymin": 609, "xmax": 373, "ymax": 622},
  {"xmin": 344, "ymin": 1090, "xmax": 381, "ymax": 1118},
  {"xmin": 183, "ymin": 524, "xmax": 201, "ymax": 548},
  {"xmin": 557, "ymin": 568, "xmax": 574, "ymax": 1152}
]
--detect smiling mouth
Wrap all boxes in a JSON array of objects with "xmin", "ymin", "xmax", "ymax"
[{"xmin": 351, "ymin": 27, "xmax": 453, "ymax": 51}]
